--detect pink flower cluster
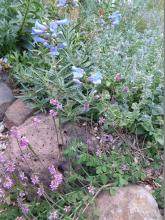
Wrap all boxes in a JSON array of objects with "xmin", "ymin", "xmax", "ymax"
[
  {"xmin": 48, "ymin": 210, "xmax": 59, "ymax": 220},
  {"xmin": 10, "ymin": 127, "xmax": 29, "ymax": 150},
  {"xmin": 3, "ymin": 176, "xmax": 13, "ymax": 189},
  {"xmin": 50, "ymin": 99, "xmax": 63, "ymax": 110},
  {"xmin": 48, "ymin": 165, "xmax": 63, "ymax": 191},
  {"xmin": 31, "ymin": 175, "xmax": 39, "ymax": 185},
  {"xmin": 88, "ymin": 185, "xmax": 96, "ymax": 195}
]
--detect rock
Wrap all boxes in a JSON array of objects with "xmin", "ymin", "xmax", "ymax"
[
  {"xmin": 0, "ymin": 82, "xmax": 15, "ymax": 121},
  {"xmin": 87, "ymin": 185, "xmax": 162, "ymax": 220},
  {"xmin": 5, "ymin": 115, "xmax": 67, "ymax": 184},
  {"xmin": 4, "ymin": 99, "xmax": 34, "ymax": 129}
]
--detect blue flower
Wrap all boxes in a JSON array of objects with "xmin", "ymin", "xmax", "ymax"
[
  {"xmin": 31, "ymin": 21, "xmax": 47, "ymax": 35},
  {"xmin": 49, "ymin": 21, "xmax": 58, "ymax": 33},
  {"xmin": 57, "ymin": 42, "xmax": 67, "ymax": 49},
  {"xmin": 55, "ymin": 19, "xmax": 70, "ymax": 26},
  {"xmin": 33, "ymin": 36, "xmax": 50, "ymax": 48},
  {"xmin": 57, "ymin": 0, "xmax": 67, "ymax": 7},
  {"xmin": 89, "ymin": 71, "xmax": 103, "ymax": 85},
  {"xmin": 109, "ymin": 11, "xmax": 122, "ymax": 26},
  {"xmin": 72, "ymin": 66, "xmax": 85, "ymax": 79},
  {"xmin": 50, "ymin": 46, "xmax": 59, "ymax": 56}
]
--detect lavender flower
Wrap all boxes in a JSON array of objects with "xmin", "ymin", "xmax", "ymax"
[
  {"xmin": 109, "ymin": 11, "xmax": 122, "ymax": 26},
  {"xmin": 57, "ymin": 42, "xmax": 67, "ymax": 49},
  {"xmin": 49, "ymin": 21, "xmax": 58, "ymax": 33},
  {"xmin": 72, "ymin": 66, "xmax": 85, "ymax": 79},
  {"xmin": 19, "ymin": 172, "xmax": 28, "ymax": 181},
  {"xmin": 32, "ymin": 21, "xmax": 47, "ymax": 35},
  {"xmin": 48, "ymin": 210, "xmax": 59, "ymax": 220},
  {"xmin": 48, "ymin": 165, "xmax": 56, "ymax": 175},
  {"xmin": 0, "ymin": 153, "xmax": 6, "ymax": 163},
  {"xmin": 5, "ymin": 161, "xmax": 16, "ymax": 173},
  {"xmin": 50, "ymin": 172, "xmax": 63, "ymax": 191},
  {"xmin": 89, "ymin": 71, "xmax": 103, "ymax": 85},
  {"xmin": 50, "ymin": 99, "xmax": 58, "ymax": 106},
  {"xmin": 96, "ymin": 148, "xmax": 102, "ymax": 157},
  {"xmin": 115, "ymin": 73, "xmax": 122, "ymax": 81},
  {"xmin": 3, "ymin": 176, "xmax": 13, "ymax": 189},
  {"xmin": 64, "ymin": 205, "xmax": 71, "ymax": 213},
  {"xmin": 37, "ymin": 186, "xmax": 45, "ymax": 197},
  {"xmin": 31, "ymin": 175, "xmax": 39, "ymax": 185},
  {"xmin": 33, "ymin": 36, "xmax": 50, "ymax": 48},
  {"xmin": 19, "ymin": 136, "xmax": 29, "ymax": 149},
  {"xmin": 20, "ymin": 205, "xmax": 29, "ymax": 214}
]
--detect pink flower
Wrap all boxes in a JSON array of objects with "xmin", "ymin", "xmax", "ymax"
[
  {"xmin": 115, "ymin": 73, "xmax": 122, "ymax": 81},
  {"xmin": 64, "ymin": 206, "xmax": 71, "ymax": 213},
  {"xmin": 5, "ymin": 161, "xmax": 16, "ymax": 173},
  {"xmin": 50, "ymin": 172, "xmax": 63, "ymax": 191},
  {"xmin": 10, "ymin": 127, "xmax": 21, "ymax": 139},
  {"xmin": 37, "ymin": 186, "xmax": 45, "ymax": 197},
  {"xmin": 50, "ymin": 99, "xmax": 58, "ymax": 106},
  {"xmin": 88, "ymin": 185, "xmax": 96, "ymax": 195},
  {"xmin": 15, "ymin": 217, "xmax": 25, "ymax": 220},
  {"xmin": 0, "ymin": 153, "xmax": 6, "ymax": 163},
  {"xmin": 20, "ymin": 205, "xmax": 29, "ymax": 214},
  {"xmin": 31, "ymin": 175, "xmax": 39, "ymax": 185},
  {"xmin": 48, "ymin": 210, "xmax": 59, "ymax": 220},
  {"xmin": 19, "ymin": 136, "xmax": 29, "ymax": 149},
  {"xmin": 3, "ymin": 176, "xmax": 13, "ymax": 189},
  {"xmin": 83, "ymin": 102, "xmax": 90, "ymax": 112},
  {"xmin": 49, "ymin": 110, "xmax": 58, "ymax": 117},
  {"xmin": 56, "ymin": 102, "xmax": 63, "ymax": 110},
  {"xmin": 123, "ymin": 86, "xmax": 129, "ymax": 93}
]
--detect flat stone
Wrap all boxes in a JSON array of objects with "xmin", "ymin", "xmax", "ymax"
[
  {"xmin": 4, "ymin": 99, "xmax": 34, "ymax": 129},
  {"xmin": 87, "ymin": 185, "xmax": 162, "ymax": 220},
  {"xmin": 0, "ymin": 82, "xmax": 15, "ymax": 121}
]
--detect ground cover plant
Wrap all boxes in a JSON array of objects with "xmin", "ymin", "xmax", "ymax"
[{"xmin": 0, "ymin": 0, "xmax": 164, "ymax": 219}]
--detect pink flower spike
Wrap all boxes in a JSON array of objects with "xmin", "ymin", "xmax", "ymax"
[
  {"xmin": 115, "ymin": 73, "xmax": 122, "ymax": 81},
  {"xmin": 48, "ymin": 210, "xmax": 59, "ymax": 220},
  {"xmin": 10, "ymin": 127, "xmax": 21, "ymax": 139},
  {"xmin": 50, "ymin": 171, "xmax": 63, "ymax": 191},
  {"xmin": 49, "ymin": 110, "xmax": 58, "ymax": 117},
  {"xmin": 31, "ymin": 175, "xmax": 39, "ymax": 185},
  {"xmin": 19, "ymin": 136, "xmax": 29, "ymax": 149},
  {"xmin": 50, "ymin": 99, "xmax": 58, "ymax": 106},
  {"xmin": 48, "ymin": 165, "xmax": 56, "ymax": 175},
  {"xmin": 88, "ymin": 185, "xmax": 96, "ymax": 195}
]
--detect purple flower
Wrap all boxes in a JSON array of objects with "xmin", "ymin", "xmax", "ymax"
[
  {"xmin": 72, "ymin": 66, "xmax": 85, "ymax": 79},
  {"xmin": 96, "ymin": 148, "xmax": 102, "ymax": 157},
  {"xmin": 33, "ymin": 36, "xmax": 50, "ymax": 48},
  {"xmin": 83, "ymin": 102, "xmax": 90, "ymax": 112},
  {"xmin": 3, "ymin": 176, "xmax": 13, "ymax": 189},
  {"xmin": 48, "ymin": 165, "xmax": 56, "ymax": 175},
  {"xmin": 56, "ymin": 19, "xmax": 70, "ymax": 26},
  {"xmin": 10, "ymin": 127, "xmax": 21, "ymax": 139},
  {"xmin": 89, "ymin": 71, "xmax": 103, "ymax": 85},
  {"xmin": 50, "ymin": 46, "xmax": 59, "ymax": 56},
  {"xmin": 31, "ymin": 175, "xmax": 39, "ymax": 185},
  {"xmin": 115, "ymin": 73, "xmax": 122, "ymax": 81},
  {"xmin": 32, "ymin": 117, "xmax": 41, "ymax": 126},
  {"xmin": 123, "ymin": 86, "xmax": 129, "ymax": 93},
  {"xmin": 50, "ymin": 172, "xmax": 63, "ymax": 191},
  {"xmin": 57, "ymin": 0, "xmax": 67, "ymax": 7},
  {"xmin": 50, "ymin": 99, "xmax": 58, "ymax": 106},
  {"xmin": 49, "ymin": 110, "xmax": 58, "ymax": 117},
  {"xmin": 32, "ymin": 21, "xmax": 47, "ymax": 35},
  {"xmin": 48, "ymin": 210, "xmax": 59, "ymax": 220},
  {"xmin": 37, "ymin": 186, "xmax": 45, "ymax": 197},
  {"xmin": 5, "ymin": 161, "xmax": 16, "ymax": 173},
  {"xmin": 0, "ymin": 153, "xmax": 6, "ymax": 163},
  {"xmin": 49, "ymin": 21, "xmax": 58, "ymax": 33},
  {"xmin": 20, "ymin": 205, "xmax": 29, "ymax": 214},
  {"xmin": 19, "ymin": 172, "xmax": 28, "ymax": 181},
  {"xmin": 19, "ymin": 136, "xmax": 29, "ymax": 149},
  {"xmin": 88, "ymin": 185, "xmax": 95, "ymax": 195},
  {"xmin": 64, "ymin": 205, "xmax": 71, "ymax": 213}
]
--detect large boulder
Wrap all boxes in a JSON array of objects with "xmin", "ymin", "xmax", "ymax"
[
  {"xmin": 4, "ymin": 99, "xmax": 34, "ymax": 129},
  {"xmin": 0, "ymin": 82, "xmax": 15, "ymax": 121},
  {"xmin": 87, "ymin": 185, "xmax": 162, "ymax": 220}
]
